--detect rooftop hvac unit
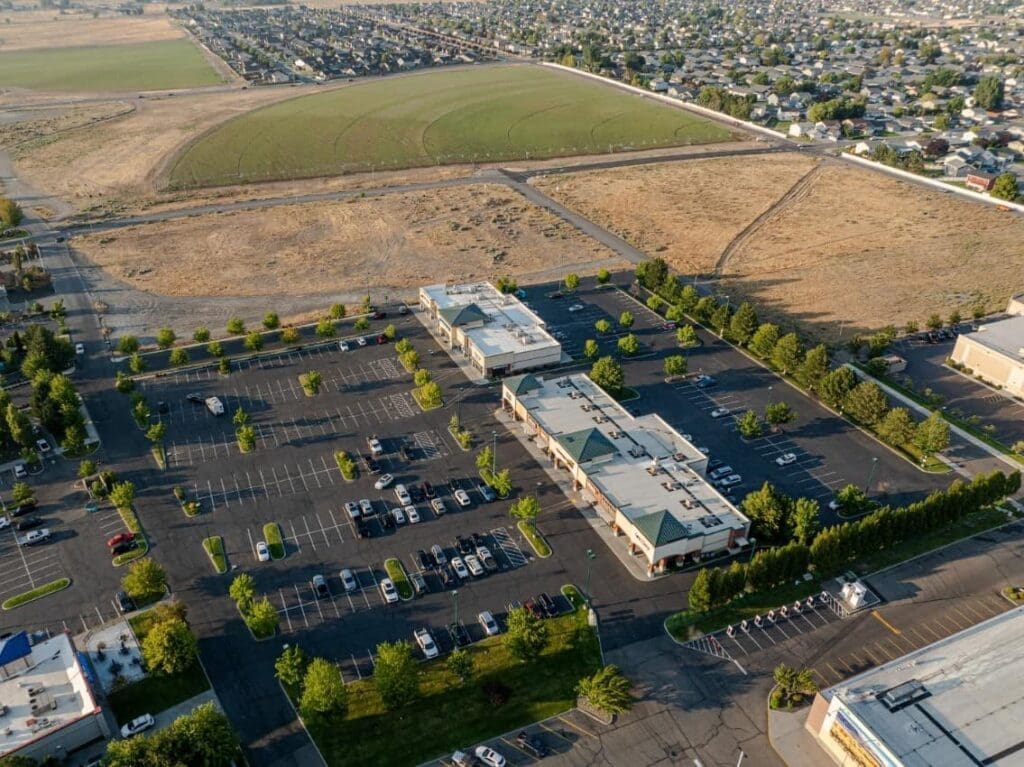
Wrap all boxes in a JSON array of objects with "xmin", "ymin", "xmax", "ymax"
[{"xmin": 581, "ymin": 404, "xmax": 592, "ymax": 411}]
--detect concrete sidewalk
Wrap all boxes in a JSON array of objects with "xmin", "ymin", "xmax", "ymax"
[{"xmin": 768, "ymin": 705, "xmax": 830, "ymax": 766}]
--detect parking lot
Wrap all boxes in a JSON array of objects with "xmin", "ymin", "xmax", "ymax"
[{"xmin": 522, "ymin": 277, "xmax": 949, "ymax": 519}]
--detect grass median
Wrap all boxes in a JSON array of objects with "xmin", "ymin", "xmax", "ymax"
[
  {"xmin": 383, "ymin": 558, "xmax": 412, "ymax": 600},
  {"xmin": 2, "ymin": 577, "xmax": 71, "ymax": 610},
  {"xmin": 264, "ymin": 522, "xmax": 285, "ymax": 559},
  {"xmin": 202, "ymin": 536, "xmax": 228, "ymax": 574},
  {"xmin": 517, "ymin": 520, "xmax": 551, "ymax": 558},
  {"xmin": 335, "ymin": 450, "xmax": 358, "ymax": 481},
  {"xmin": 288, "ymin": 606, "xmax": 601, "ymax": 767}
]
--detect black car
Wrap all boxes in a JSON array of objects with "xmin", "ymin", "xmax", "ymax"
[
  {"xmin": 416, "ymin": 549, "xmax": 433, "ymax": 571},
  {"xmin": 456, "ymin": 535, "xmax": 474, "ymax": 555},
  {"xmin": 15, "ymin": 517, "xmax": 43, "ymax": 532},
  {"xmin": 381, "ymin": 511, "xmax": 396, "ymax": 530},
  {"xmin": 471, "ymin": 532, "xmax": 488, "ymax": 548},
  {"xmin": 355, "ymin": 519, "xmax": 370, "ymax": 538},
  {"xmin": 537, "ymin": 592, "xmax": 557, "ymax": 617},
  {"xmin": 157, "ymin": 401, "xmax": 170, "ymax": 414},
  {"xmin": 115, "ymin": 591, "xmax": 136, "ymax": 613},
  {"xmin": 707, "ymin": 459, "xmax": 724, "ymax": 473},
  {"xmin": 186, "ymin": 393, "xmax": 204, "ymax": 404},
  {"xmin": 448, "ymin": 478, "xmax": 462, "ymax": 494},
  {"xmin": 408, "ymin": 484, "xmax": 425, "ymax": 503},
  {"xmin": 449, "ymin": 622, "xmax": 470, "ymax": 648},
  {"xmin": 423, "ymin": 481, "xmax": 437, "ymax": 499},
  {"xmin": 398, "ymin": 444, "xmax": 413, "ymax": 462},
  {"xmin": 364, "ymin": 455, "xmax": 381, "ymax": 474},
  {"xmin": 110, "ymin": 539, "xmax": 136, "ymax": 556},
  {"xmin": 438, "ymin": 565, "xmax": 455, "ymax": 589},
  {"xmin": 10, "ymin": 502, "xmax": 36, "ymax": 518},
  {"xmin": 514, "ymin": 731, "xmax": 551, "ymax": 758},
  {"xmin": 547, "ymin": 291, "xmax": 564, "ymax": 299}
]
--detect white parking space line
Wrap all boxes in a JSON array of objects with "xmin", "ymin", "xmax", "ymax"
[
  {"xmin": 289, "ymin": 521, "xmax": 302, "ymax": 555},
  {"xmin": 292, "ymin": 585, "xmax": 309, "ymax": 627},
  {"xmin": 301, "ymin": 517, "xmax": 317, "ymax": 551},
  {"xmin": 326, "ymin": 508, "xmax": 345, "ymax": 544}
]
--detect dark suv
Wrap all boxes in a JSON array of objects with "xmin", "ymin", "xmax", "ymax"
[
  {"xmin": 514, "ymin": 731, "xmax": 550, "ymax": 758},
  {"xmin": 537, "ymin": 592, "xmax": 557, "ymax": 617},
  {"xmin": 449, "ymin": 623, "xmax": 470, "ymax": 647}
]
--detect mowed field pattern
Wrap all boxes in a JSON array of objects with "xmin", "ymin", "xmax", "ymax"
[
  {"xmin": 0, "ymin": 39, "xmax": 222, "ymax": 92},
  {"xmin": 167, "ymin": 65, "xmax": 731, "ymax": 188}
]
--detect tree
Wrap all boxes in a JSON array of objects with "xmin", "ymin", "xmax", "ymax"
[
  {"xmin": 595, "ymin": 319, "xmax": 612, "ymax": 335},
  {"xmin": 301, "ymin": 370, "xmax": 323, "ymax": 396},
  {"xmin": 78, "ymin": 459, "xmax": 97, "ymax": 479},
  {"xmin": 914, "ymin": 411, "xmax": 950, "ymax": 455},
  {"xmin": 142, "ymin": 617, "xmax": 198, "ymax": 675},
  {"xmin": 844, "ymin": 381, "xmax": 889, "ymax": 426},
  {"xmin": 771, "ymin": 333, "xmax": 803, "ymax": 375},
  {"xmin": 193, "ymin": 326, "xmax": 211, "ymax": 343},
  {"xmin": 446, "ymin": 649, "xmax": 474, "ymax": 686},
  {"xmin": 926, "ymin": 313, "xmax": 943, "ymax": 330},
  {"xmin": 618, "ymin": 311, "xmax": 634, "ymax": 329},
  {"xmin": 773, "ymin": 664, "xmax": 818, "ymax": 701},
  {"xmin": 417, "ymin": 381, "xmax": 442, "ymax": 408},
  {"xmin": 245, "ymin": 597, "xmax": 279, "ymax": 637},
  {"xmin": 749, "ymin": 323, "xmax": 780, "ymax": 359},
  {"xmin": 207, "ymin": 341, "xmax": 224, "ymax": 357},
  {"xmin": 742, "ymin": 482, "xmax": 791, "ymax": 540},
  {"xmin": 505, "ymin": 606, "xmax": 548, "ymax": 662},
  {"xmin": 383, "ymin": 323, "xmax": 397, "ymax": 340},
  {"xmin": 577, "ymin": 665, "xmax": 633, "ymax": 715},
  {"xmin": 991, "ymin": 173, "xmax": 1018, "ymax": 201},
  {"xmin": 146, "ymin": 421, "xmax": 166, "ymax": 444},
  {"xmin": 122, "ymin": 557, "xmax": 166, "ymax": 601},
  {"xmin": 263, "ymin": 311, "xmax": 280, "ymax": 329},
  {"xmin": 596, "ymin": 268, "xmax": 611, "ymax": 285},
  {"xmin": 168, "ymin": 348, "xmax": 189, "ymax": 366},
  {"xmin": 490, "ymin": 468, "xmax": 512, "ymax": 497},
  {"xmin": 737, "ymin": 410, "xmax": 763, "ymax": 438},
  {"xmin": 509, "ymin": 495, "xmax": 540, "ymax": 522},
  {"xmin": 0, "ymin": 197, "xmax": 24, "ymax": 228},
  {"xmin": 764, "ymin": 402, "xmax": 795, "ymax": 429},
  {"xmin": 476, "ymin": 446, "xmax": 494, "ymax": 473},
  {"xmin": 589, "ymin": 356, "xmax": 625, "ymax": 397},
  {"xmin": 664, "ymin": 355, "xmax": 687, "ymax": 378},
  {"xmin": 104, "ymin": 730, "xmax": 153, "ymax": 765},
  {"xmin": 11, "ymin": 481, "xmax": 34, "ymax": 505},
  {"xmin": 791, "ymin": 498, "xmax": 821, "ymax": 545},
  {"xmin": 109, "ymin": 480, "xmax": 135, "ymax": 509},
  {"xmin": 617, "ymin": 333, "xmax": 640, "ymax": 356},
  {"xmin": 878, "ymin": 407, "xmax": 915, "ymax": 446},
  {"xmin": 275, "ymin": 645, "xmax": 307, "ymax": 688},
  {"xmin": 494, "ymin": 275, "xmax": 518, "ymax": 294},
  {"xmin": 676, "ymin": 324, "xmax": 698, "ymax": 347},
  {"xmin": 688, "ymin": 567, "xmax": 713, "ymax": 611},
  {"xmin": 155, "ymin": 328, "xmax": 176, "ymax": 349},
  {"xmin": 564, "ymin": 273, "xmax": 580, "ymax": 292},
  {"xmin": 795, "ymin": 344, "xmax": 830, "ymax": 390},
  {"xmin": 329, "ymin": 303, "xmax": 346, "ymax": 319},
  {"xmin": 226, "ymin": 317, "xmax": 245, "ymax": 335},
  {"xmin": 635, "ymin": 258, "xmax": 668, "ymax": 290},
  {"xmin": 127, "ymin": 352, "xmax": 146, "ymax": 375},
  {"xmin": 583, "ymin": 339, "xmax": 600, "ymax": 359},
  {"xmin": 315, "ymin": 318, "xmax": 335, "ymax": 338},
  {"xmin": 354, "ymin": 316, "xmax": 370, "ymax": 332},
  {"xmin": 948, "ymin": 310, "xmax": 962, "ymax": 327},
  {"xmin": 373, "ymin": 640, "xmax": 420, "ymax": 710},
  {"xmin": 414, "ymin": 368, "xmax": 432, "ymax": 387},
  {"xmin": 229, "ymin": 573, "xmax": 257, "ymax": 613},
  {"xmin": 300, "ymin": 657, "xmax": 347, "ymax": 717},
  {"xmin": 117, "ymin": 335, "xmax": 139, "ymax": 355},
  {"xmin": 729, "ymin": 302, "xmax": 758, "ymax": 344},
  {"xmin": 235, "ymin": 423, "xmax": 256, "ymax": 452},
  {"xmin": 973, "ymin": 74, "xmax": 1004, "ymax": 109},
  {"xmin": 164, "ymin": 702, "xmax": 239, "ymax": 766},
  {"xmin": 280, "ymin": 327, "xmax": 300, "ymax": 344},
  {"xmin": 819, "ymin": 367, "xmax": 857, "ymax": 409}
]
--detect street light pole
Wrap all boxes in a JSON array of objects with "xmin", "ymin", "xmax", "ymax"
[
  {"xmin": 584, "ymin": 548, "xmax": 596, "ymax": 605},
  {"xmin": 451, "ymin": 590, "xmax": 459, "ymax": 627},
  {"xmin": 492, "ymin": 430, "xmax": 498, "ymax": 475},
  {"xmin": 737, "ymin": 750, "xmax": 746, "ymax": 767},
  {"xmin": 864, "ymin": 456, "xmax": 879, "ymax": 493}
]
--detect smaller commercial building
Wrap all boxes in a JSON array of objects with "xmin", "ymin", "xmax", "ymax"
[
  {"xmin": 502, "ymin": 373, "xmax": 750, "ymax": 574},
  {"xmin": 419, "ymin": 282, "xmax": 561, "ymax": 379},
  {"xmin": 0, "ymin": 631, "xmax": 109, "ymax": 761},
  {"xmin": 806, "ymin": 606, "xmax": 1024, "ymax": 767},
  {"xmin": 950, "ymin": 298, "xmax": 1024, "ymax": 397}
]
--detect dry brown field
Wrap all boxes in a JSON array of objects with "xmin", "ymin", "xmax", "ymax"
[{"xmin": 0, "ymin": 10, "xmax": 182, "ymax": 51}]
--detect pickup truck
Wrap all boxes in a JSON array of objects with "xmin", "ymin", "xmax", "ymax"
[{"xmin": 19, "ymin": 529, "xmax": 51, "ymax": 546}]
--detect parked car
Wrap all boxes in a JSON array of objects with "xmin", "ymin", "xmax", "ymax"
[
  {"xmin": 423, "ymin": 481, "xmax": 437, "ymax": 499},
  {"xmin": 451, "ymin": 557, "xmax": 470, "ymax": 580},
  {"xmin": 339, "ymin": 568, "xmax": 357, "ymax": 593},
  {"xmin": 514, "ymin": 731, "xmax": 550, "ymax": 758},
  {"xmin": 409, "ymin": 571, "xmax": 428, "ymax": 597},
  {"xmin": 355, "ymin": 518, "xmax": 370, "ymax": 538},
  {"xmin": 451, "ymin": 751, "xmax": 482, "ymax": 767},
  {"xmin": 374, "ymin": 473, "xmax": 394, "ymax": 490},
  {"xmin": 13, "ymin": 463, "xmax": 27, "ymax": 479},
  {"xmin": 524, "ymin": 598, "xmax": 545, "ymax": 620},
  {"xmin": 356, "ymin": 336, "xmax": 367, "ymax": 347},
  {"xmin": 547, "ymin": 291, "xmax": 564, "ymax": 299},
  {"xmin": 454, "ymin": 489, "xmax": 472, "ymax": 507},
  {"xmin": 408, "ymin": 483, "xmax": 425, "ymax": 503},
  {"xmin": 394, "ymin": 484, "xmax": 412, "ymax": 505},
  {"xmin": 75, "ymin": 343, "xmax": 85, "ymax": 356},
  {"xmin": 416, "ymin": 549, "xmax": 433, "ymax": 571},
  {"xmin": 345, "ymin": 501, "xmax": 361, "ymax": 520},
  {"xmin": 438, "ymin": 564, "xmax": 455, "ymax": 589},
  {"xmin": 381, "ymin": 510, "xmax": 396, "ymax": 530},
  {"xmin": 717, "ymin": 474, "xmax": 743, "ymax": 488},
  {"xmin": 399, "ymin": 304, "xmax": 409, "ymax": 315},
  {"xmin": 567, "ymin": 304, "xmax": 585, "ymax": 313},
  {"xmin": 107, "ymin": 532, "xmax": 135, "ymax": 549},
  {"xmin": 476, "ymin": 546, "xmax": 498, "ymax": 572},
  {"xmin": 120, "ymin": 714, "xmax": 155, "ymax": 739},
  {"xmin": 695, "ymin": 375, "xmax": 717, "ymax": 389},
  {"xmin": 20, "ymin": 529, "xmax": 50, "ymax": 546},
  {"xmin": 775, "ymin": 453, "xmax": 797, "ymax": 467},
  {"xmin": 186, "ymin": 393, "xmax": 205, "ymax": 404},
  {"xmin": 373, "ymin": 310, "xmax": 387, "ymax": 319},
  {"xmin": 405, "ymin": 505, "xmax": 420, "ymax": 524},
  {"xmin": 474, "ymin": 746, "xmax": 507, "ymax": 767},
  {"xmin": 391, "ymin": 507, "xmax": 406, "ymax": 525},
  {"xmin": 359, "ymin": 499, "xmax": 374, "ymax": 517},
  {"xmin": 537, "ymin": 592, "xmax": 557, "ymax": 617},
  {"xmin": 376, "ymin": 334, "xmax": 388, "ymax": 345},
  {"xmin": 431, "ymin": 544, "xmax": 448, "ymax": 567},
  {"xmin": 476, "ymin": 483, "xmax": 496, "ymax": 503},
  {"xmin": 478, "ymin": 610, "xmax": 500, "ymax": 636},
  {"xmin": 710, "ymin": 407, "xmax": 731, "ymax": 419},
  {"xmin": 380, "ymin": 578, "xmax": 399, "ymax": 604},
  {"xmin": 456, "ymin": 535, "xmax": 474, "ymax": 556},
  {"xmin": 338, "ymin": 340, "xmax": 350, "ymax": 352},
  {"xmin": 465, "ymin": 554, "xmax": 484, "ymax": 577},
  {"xmin": 449, "ymin": 622, "xmax": 470, "ymax": 647},
  {"xmin": 709, "ymin": 466, "xmax": 734, "ymax": 481},
  {"xmin": 414, "ymin": 628, "xmax": 439, "ymax": 659},
  {"xmin": 312, "ymin": 575, "xmax": 329, "ymax": 599},
  {"xmin": 0, "ymin": 516, "xmax": 8, "ymax": 530},
  {"xmin": 430, "ymin": 498, "xmax": 448, "ymax": 516},
  {"xmin": 256, "ymin": 541, "xmax": 270, "ymax": 562},
  {"xmin": 109, "ymin": 539, "xmax": 135, "ymax": 556},
  {"xmin": 115, "ymin": 591, "xmax": 136, "ymax": 613},
  {"xmin": 364, "ymin": 455, "xmax": 381, "ymax": 474},
  {"xmin": 367, "ymin": 436, "xmax": 384, "ymax": 456},
  {"xmin": 11, "ymin": 502, "xmax": 35, "ymax": 518}
]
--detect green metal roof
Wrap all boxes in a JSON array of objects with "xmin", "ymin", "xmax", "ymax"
[
  {"xmin": 438, "ymin": 303, "xmax": 488, "ymax": 326},
  {"xmin": 632, "ymin": 510, "xmax": 690, "ymax": 547},
  {"xmin": 504, "ymin": 373, "xmax": 542, "ymax": 396},
  {"xmin": 556, "ymin": 428, "xmax": 618, "ymax": 464}
]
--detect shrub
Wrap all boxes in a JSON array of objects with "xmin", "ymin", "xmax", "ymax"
[
  {"xmin": 206, "ymin": 341, "xmax": 224, "ymax": 357},
  {"xmin": 263, "ymin": 312, "xmax": 280, "ymax": 329},
  {"xmin": 156, "ymin": 328, "xmax": 176, "ymax": 349},
  {"xmin": 226, "ymin": 317, "xmax": 245, "ymax": 335},
  {"xmin": 192, "ymin": 327, "xmax": 210, "ymax": 343},
  {"xmin": 280, "ymin": 327, "xmax": 300, "ymax": 344},
  {"xmin": 329, "ymin": 303, "xmax": 346, "ymax": 319},
  {"xmin": 117, "ymin": 335, "xmax": 139, "ymax": 355},
  {"xmin": 316, "ymin": 317, "xmax": 336, "ymax": 338},
  {"xmin": 168, "ymin": 348, "xmax": 189, "ymax": 366},
  {"xmin": 244, "ymin": 331, "xmax": 263, "ymax": 352}
]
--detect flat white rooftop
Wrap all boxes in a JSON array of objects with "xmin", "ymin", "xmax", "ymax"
[
  {"xmin": 826, "ymin": 606, "xmax": 1024, "ymax": 767},
  {"xmin": 0, "ymin": 633, "xmax": 96, "ymax": 756},
  {"xmin": 421, "ymin": 282, "xmax": 560, "ymax": 358},
  {"xmin": 966, "ymin": 315, "xmax": 1024, "ymax": 361},
  {"xmin": 516, "ymin": 374, "xmax": 748, "ymax": 542}
]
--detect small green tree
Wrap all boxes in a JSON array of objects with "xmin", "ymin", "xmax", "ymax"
[
  {"xmin": 595, "ymin": 319, "xmax": 612, "ymax": 335},
  {"xmin": 819, "ymin": 367, "xmax": 857, "ymax": 409},
  {"xmin": 417, "ymin": 381, "xmax": 442, "ymax": 408},
  {"xmin": 764, "ymin": 402, "xmax": 795, "ymax": 429},
  {"xmin": 843, "ymin": 381, "xmax": 889, "ymax": 426},
  {"xmin": 192, "ymin": 327, "xmax": 210, "ymax": 343},
  {"xmin": 354, "ymin": 316, "xmax": 370, "ymax": 332},
  {"xmin": 360, "ymin": 295, "xmax": 373, "ymax": 313},
  {"xmin": 11, "ymin": 481, "xmax": 34, "ymax": 505},
  {"xmin": 218, "ymin": 358, "xmax": 230, "ymax": 375},
  {"xmin": 300, "ymin": 370, "xmax": 323, "ymax": 396},
  {"xmin": 383, "ymin": 323, "xmax": 397, "ymax": 340},
  {"xmin": 926, "ymin": 313, "xmax": 943, "ymax": 330},
  {"xmin": 737, "ymin": 409, "xmax": 763, "ymax": 438},
  {"xmin": 168, "ymin": 348, "xmax": 189, "ymax": 366},
  {"xmin": 914, "ymin": 411, "xmax": 950, "ymax": 455},
  {"xmin": 329, "ymin": 303, "xmax": 346, "ymax": 319},
  {"xmin": 414, "ymin": 369, "xmax": 432, "ymax": 387},
  {"xmin": 564, "ymin": 273, "xmax": 580, "ymax": 292},
  {"xmin": 589, "ymin": 356, "xmax": 625, "ymax": 396},
  {"xmin": 509, "ymin": 495, "xmax": 540, "ymax": 521},
  {"xmin": 141, "ymin": 617, "xmax": 198, "ymax": 675},
  {"xmin": 236, "ymin": 424, "xmax": 256, "ymax": 453},
  {"xmin": 676, "ymin": 324, "xmax": 699, "ymax": 347},
  {"xmin": 576, "ymin": 665, "xmax": 633, "ymax": 715},
  {"xmin": 749, "ymin": 323, "xmax": 780, "ymax": 359},
  {"xmin": 206, "ymin": 341, "xmax": 224, "ymax": 357},
  {"xmin": 315, "ymin": 318, "xmax": 335, "ymax": 338},
  {"xmin": 263, "ymin": 312, "xmax": 280, "ymax": 330},
  {"xmin": 129, "ymin": 353, "xmax": 146, "ymax": 374},
  {"xmin": 117, "ymin": 335, "xmax": 140, "ymax": 355},
  {"xmin": 490, "ymin": 468, "xmax": 512, "ymax": 497},
  {"xmin": 280, "ymin": 327, "xmax": 300, "ymax": 344},
  {"xmin": 596, "ymin": 268, "xmax": 611, "ymax": 285},
  {"xmin": 245, "ymin": 597, "xmax": 279, "ymax": 637},
  {"xmin": 618, "ymin": 311, "xmax": 634, "ymax": 329},
  {"xmin": 145, "ymin": 422, "xmax": 166, "ymax": 444},
  {"xmin": 109, "ymin": 480, "xmax": 136, "ymax": 510},
  {"xmin": 504, "ymin": 606, "xmax": 548, "ymax": 662},
  {"xmin": 476, "ymin": 446, "xmax": 494, "ymax": 473},
  {"xmin": 688, "ymin": 567, "xmax": 713, "ymax": 611},
  {"xmin": 78, "ymin": 459, "xmax": 97, "ymax": 479},
  {"xmin": 373, "ymin": 641, "xmax": 420, "ymax": 710},
  {"xmin": 617, "ymin": 333, "xmax": 640, "ymax": 356},
  {"xmin": 121, "ymin": 557, "xmax": 167, "ymax": 602},
  {"xmin": 583, "ymin": 339, "xmax": 600, "ymax": 359},
  {"xmin": 771, "ymin": 333, "xmax": 803, "ymax": 375},
  {"xmin": 233, "ymin": 407, "xmax": 249, "ymax": 427},
  {"xmin": 664, "ymin": 354, "xmax": 687, "ymax": 378},
  {"xmin": 878, "ymin": 407, "xmax": 915, "ymax": 446},
  {"xmin": 275, "ymin": 645, "xmax": 307, "ymax": 688},
  {"xmin": 791, "ymin": 498, "xmax": 821, "ymax": 545},
  {"xmin": 729, "ymin": 302, "xmax": 758, "ymax": 344},
  {"xmin": 300, "ymin": 657, "xmax": 347, "ymax": 717},
  {"xmin": 446, "ymin": 649, "xmax": 474, "ymax": 685},
  {"xmin": 229, "ymin": 573, "xmax": 257, "ymax": 613},
  {"xmin": 226, "ymin": 317, "xmax": 245, "ymax": 335},
  {"xmin": 991, "ymin": 173, "xmax": 1018, "ymax": 201},
  {"xmin": 795, "ymin": 344, "xmax": 830, "ymax": 390},
  {"xmin": 155, "ymin": 328, "xmax": 176, "ymax": 349},
  {"xmin": 244, "ymin": 331, "xmax": 264, "ymax": 352}
]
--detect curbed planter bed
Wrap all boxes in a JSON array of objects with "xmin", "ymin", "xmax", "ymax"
[
  {"xmin": 203, "ymin": 536, "xmax": 228, "ymax": 574},
  {"xmin": 517, "ymin": 520, "xmax": 551, "ymax": 558},
  {"xmin": 264, "ymin": 522, "xmax": 285, "ymax": 560},
  {"xmin": 383, "ymin": 558, "xmax": 413, "ymax": 600},
  {"xmin": 2, "ymin": 577, "xmax": 71, "ymax": 610}
]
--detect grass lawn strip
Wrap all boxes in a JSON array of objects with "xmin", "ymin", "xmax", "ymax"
[
  {"xmin": 2, "ymin": 578, "xmax": 71, "ymax": 610},
  {"xmin": 517, "ymin": 520, "xmax": 551, "ymax": 558},
  {"xmin": 291, "ymin": 608, "xmax": 601, "ymax": 767},
  {"xmin": 264, "ymin": 522, "xmax": 285, "ymax": 559},
  {"xmin": 335, "ymin": 449, "xmax": 357, "ymax": 481},
  {"xmin": 202, "ymin": 536, "xmax": 228, "ymax": 574},
  {"xmin": 383, "ymin": 558, "xmax": 413, "ymax": 600}
]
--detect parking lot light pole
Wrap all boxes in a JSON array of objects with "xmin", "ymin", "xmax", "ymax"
[
  {"xmin": 451, "ymin": 590, "xmax": 459, "ymax": 627},
  {"xmin": 584, "ymin": 548, "xmax": 596, "ymax": 605},
  {"xmin": 864, "ymin": 456, "xmax": 879, "ymax": 493},
  {"xmin": 492, "ymin": 430, "xmax": 498, "ymax": 474}
]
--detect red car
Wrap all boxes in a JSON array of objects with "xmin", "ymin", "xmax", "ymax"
[
  {"xmin": 376, "ymin": 334, "xmax": 388, "ymax": 345},
  {"xmin": 107, "ymin": 532, "xmax": 135, "ymax": 549}
]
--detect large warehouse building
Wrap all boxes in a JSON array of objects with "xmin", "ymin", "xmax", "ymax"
[
  {"xmin": 950, "ymin": 296, "xmax": 1024, "ymax": 397},
  {"xmin": 419, "ymin": 282, "xmax": 562, "ymax": 378},
  {"xmin": 806, "ymin": 606, "xmax": 1024, "ymax": 767},
  {"xmin": 502, "ymin": 373, "xmax": 750, "ymax": 574}
]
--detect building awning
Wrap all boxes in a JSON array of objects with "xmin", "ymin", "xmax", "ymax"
[{"xmin": 0, "ymin": 631, "xmax": 31, "ymax": 666}]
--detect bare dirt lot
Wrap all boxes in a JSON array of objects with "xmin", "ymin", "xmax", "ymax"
[
  {"xmin": 0, "ymin": 11, "xmax": 182, "ymax": 51},
  {"xmin": 0, "ymin": 102, "xmax": 134, "ymax": 148},
  {"xmin": 71, "ymin": 184, "xmax": 623, "ymax": 299},
  {"xmin": 536, "ymin": 154, "xmax": 1024, "ymax": 340}
]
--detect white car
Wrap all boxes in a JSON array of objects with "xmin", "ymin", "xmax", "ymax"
[
  {"xmin": 828, "ymin": 498, "xmax": 842, "ymax": 511},
  {"xmin": 338, "ymin": 340, "xmax": 350, "ymax": 352},
  {"xmin": 356, "ymin": 336, "xmax": 367, "ymax": 347},
  {"xmin": 391, "ymin": 507, "xmax": 406, "ymax": 525},
  {"xmin": 710, "ymin": 407, "xmax": 731, "ymax": 419},
  {"xmin": 359, "ymin": 499, "xmax": 374, "ymax": 517},
  {"xmin": 414, "ymin": 628, "xmax": 439, "ymax": 659},
  {"xmin": 367, "ymin": 437, "xmax": 384, "ymax": 456},
  {"xmin": 380, "ymin": 578, "xmax": 399, "ymax": 604},
  {"xmin": 120, "ymin": 714, "xmax": 155, "ymax": 739},
  {"xmin": 478, "ymin": 610, "xmax": 500, "ymax": 636},
  {"xmin": 20, "ymin": 529, "xmax": 51, "ymax": 546},
  {"xmin": 345, "ymin": 501, "xmax": 361, "ymax": 520},
  {"xmin": 0, "ymin": 516, "xmax": 8, "ymax": 530},
  {"xmin": 430, "ymin": 498, "xmax": 447, "ymax": 515},
  {"xmin": 394, "ymin": 484, "xmax": 412, "ymax": 505},
  {"xmin": 75, "ymin": 342, "xmax": 85, "ymax": 356},
  {"xmin": 464, "ymin": 554, "xmax": 484, "ymax": 577},
  {"xmin": 567, "ymin": 304, "xmax": 585, "ymax": 313},
  {"xmin": 405, "ymin": 505, "xmax": 420, "ymax": 524},
  {"xmin": 255, "ymin": 541, "xmax": 270, "ymax": 562},
  {"xmin": 339, "ymin": 568, "xmax": 357, "ymax": 592},
  {"xmin": 454, "ymin": 489, "xmax": 471, "ymax": 508},
  {"xmin": 717, "ymin": 474, "xmax": 743, "ymax": 488},
  {"xmin": 13, "ymin": 463, "xmax": 26, "ymax": 479},
  {"xmin": 374, "ymin": 473, "xmax": 394, "ymax": 490},
  {"xmin": 451, "ymin": 557, "xmax": 469, "ymax": 580},
  {"xmin": 35, "ymin": 439, "xmax": 51, "ymax": 454},
  {"xmin": 775, "ymin": 453, "xmax": 797, "ymax": 467},
  {"xmin": 475, "ymin": 746, "xmax": 507, "ymax": 767}
]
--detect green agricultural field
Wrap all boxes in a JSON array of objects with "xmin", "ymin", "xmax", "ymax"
[
  {"xmin": 167, "ymin": 64, "xmax": 731, "ymax": 188},
  {"xmin": 0, "ymin": 39, "xmax": 222, "ymax": 93}
]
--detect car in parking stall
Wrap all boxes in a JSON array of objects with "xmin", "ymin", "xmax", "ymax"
[
  {"xmin": 115, "ymin": 591, "xmax": 136, "ymax": 613},
  {"xmin": 423, "ymin": 481, "xmax": 437, "ymax": 499},
  {"xmin": 367, "ymin": 436, "xmax": 384, "ymax": 456},
  {"xmin": 464, "ymin": 554, "xmax": 484, "ymax": 577},
  {"xmin": 338, "ymin": 340, "xmax": 350, "ymax": 352},
  {"xmin": 514, "ymin": 731, "xmax": 550, "ymax": 758},
  {"xmin": 449, "ymin": 622, "xmax": 470, "ymax": 647},
  {"xmin": 359, "ymin": 499, "xmax": 374, "ymax": 517},
  {"xmin": 431, "ymin": 544, "xmax": 448, "ymax": 567},
  {"xmin": 416, "ymin": 549, "xmax": 433, "ymax": 571},
  {"xmin": 476, "ymin": 483, "xmax": 496, "ymax": 503},
  {"xmin": 708, "ymin": 465, "xmax": 734, "ymax": 481},
  {"xmin": 476, "ymin": 546, "xmax": 498, "ymax": 572},
  {"xmin": 478, "ymin": 611, "xmax": 500, "ymax": 636},
  {"xmin": 409, "ymin": 571, "xmax": 428, "ymax": 597},
  {"xmin": 414, "ymin": 628, "xmax": 439, "ymax": 659},
  {"xmin": 391, "ymin": 507, "xmax": 407, "ymax": 525},
  {"xmin": 312, "ymin": 575, "xmax": 329, "ymax": 599},
  {"xmin": 456, "ymin": 535, "xmax": 474, "ymax": 556},
  {"xmin": 405, "ymin": 505, "xmax": 421, "ymax": 524},
  {"xmin": 710, "ymin": 407, "xmax": 731, "ymax": 419},
  {"xmin": 255, "ymin": 541, "xmax": 270, "ymax": 562},
  {"xmin": 451, "ymin": 557, "xmax": 470, "ymax": 580},
  {"xmin": 374, "ymin": 473, "xmax": 394, "ymax": 490},
  {"xmin": 109, "ymin": 539, "xmax": 135, "ymax": 556},
  {"xmin": 430, "ymin": 498, "xmax": 448, "ymax": 515},
  {"xmin": 394, "ymin": 484, "xmax": 412, "ymax": 505},
  {"xmin": 694, "ymin": 374, "xmax": 717, "ymax": 389},
  {"xmin": 454, "ymin": 489, "xmax": 472, "ymax": 508},
  {"xmin": 13, "ymin": 463, "xmax": 27, "ymax": 479},
  {"xmin": 775, "ymin": 452, "xmax": 797, "ymax": 466},
  {"xmin": 20, "ymin": 528, "xmax": 50, "ymax": 546},
  {"xmin": 380, "ymin": 578, "xmax": 399, "ymax": 604},
  {"xmin": 717, "ymin": 474, "xmax": 743, "ymax": 489},
  {"xmin": 474, "ymin": 745, "xmax": 507, "ymax": 767},
  {"xmin": 537, "ymin": 592, "xmax": 557, "ymax": 617},
  {"xmin": 345, "ymin": 501, "xmax": 362, "ymax": 520},
  {"xmin": 339, "ymin": 569, "xmax": 358, "ymax": 593}
]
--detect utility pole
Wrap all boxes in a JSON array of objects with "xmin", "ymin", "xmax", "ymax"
[
  {"xmin": 451, "ymin": 590, "xmax": 459, "ymax": 627},
  {"xmin": 584, "ymin": 548, "xmax": 596, "ymax": 605},
  {"xmin": 864, "ymin": 456, "xmax": 879, "ymax": 493},
  {"xmin": 492, "ymin": 430, "xmax": 498, "ymax": 474}
]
